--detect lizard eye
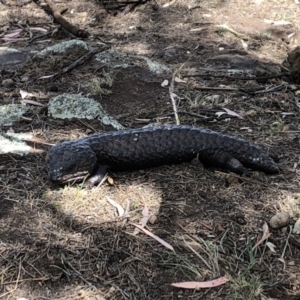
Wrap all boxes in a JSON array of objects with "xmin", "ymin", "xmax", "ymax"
[{"xmin": 66, "ymin": 165, "xmax": 76, "ymax": 173}]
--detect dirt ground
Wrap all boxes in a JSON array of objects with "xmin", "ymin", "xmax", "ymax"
[{"xmin": 1, "ymin": 0, "xmax": 300, "ymax": 299}]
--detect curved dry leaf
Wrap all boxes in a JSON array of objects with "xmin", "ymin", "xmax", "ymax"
[
  {"xmin": 174, "ymin": 77, "xmax": 186, "ymax": 83},
  {"xmin": 21, "ymin": 99, "xmax": 44, "ymax": 106},
  {"xmin": 252, "ymin": 222, "xmax": 271, "ymax": 251},
  {"xmin": 4, "ymin": 29, "xmax": 23, "ymax": 38},
  {"xmin": 132, "ymin": 223, "xmax": 174, "ymax": 251},
  {"xmin": 223, "ymin": 108, "xmax": 244, "ymax": 119},
  {"xmin": 171, "ymin": 277, "xmax": 229, "ymax": 289},
  {"xmin": 215, "ymin": 111, "xmax": 226, "ymax": 117},
  {"xmin": 106, "ymin": 197, "xmax": 124, "ymax": 217},
  {"xmin": 38, "ymin": 74, "xmax": 56, "ymax": 79},
  {"xmin": 29, "ymin": 27, "xmax": 48, "ymax": 32},
  {"xmin": 277, "ymin": 257, "xmax": 286, "ymax": 270},
  {"xmin": 266, "ymin": 242, "xmax": 276, "ymax": 253},
  {"xmin": 19, "ymin": 90, "xmax": 28, "ymax": 99},
  {"xmin": 262, "ymin": 222, "xmax": 270, "ymax": 236},
  {"xmin": 133, "ymin": 206, "xmax": 150, "ymax": 235},
  {"xmin": 142, "ymin": 206, "xmax": 149, "ymax": 217}
]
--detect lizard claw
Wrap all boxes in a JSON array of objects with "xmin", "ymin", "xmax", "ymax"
[{"xmin": 242, "ymin": 168, "xmax": 252, "ymax": 177}]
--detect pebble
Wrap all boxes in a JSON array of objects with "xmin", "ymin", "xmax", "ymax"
[
  {"xmin": 2, "ymin": 79, "xmax": 14, "ymax": 87},
  {"xmin": 269, "ymin": 212, "xmax": 290, "ymax": 229}
]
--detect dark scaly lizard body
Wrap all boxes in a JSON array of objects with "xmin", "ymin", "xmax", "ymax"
[{"xmin": 46, "ymin": 125, "xmax": 279, "ymax": 184}]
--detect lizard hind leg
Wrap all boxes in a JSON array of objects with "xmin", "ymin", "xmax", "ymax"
[{"xmin": 199, "ymin": 150, "xmax": 250, "ymax": 175}]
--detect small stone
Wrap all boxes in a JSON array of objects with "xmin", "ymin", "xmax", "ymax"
[
  {"xmin": 149, "ymin": 215, "xmax": 157, "ymax": 224},
  {"xmin": 21, "ymin": 76, "xmax": 29, "ymax": 82},
  {"xmin": 109, "ymin": 286, "xmax": 116, "ymax": 293},
  {"xmin": 85, "ymin": 129, "xmax": 93, "ymax": 135},
  {"xmin": 107, "ymin": 176, "xmax": 114, "ymax": 186},
  {"xmin": 227, "ymin": 175, "xmax": 240, "ymax": 185},
  {"xmin": 269, "ymin": 212, "xmax": 290, "ymax": 229},
  {"xmin": 2, "ymin": 79, "xmax": 14, "ymax": 87}
]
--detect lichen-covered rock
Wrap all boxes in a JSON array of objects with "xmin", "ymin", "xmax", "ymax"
[
  {"xmin": 0, "ymin": 47, "xmax": 28, "ymax": 71},
  {"xmin": 0, "ymin": 133, "xmax": 33, "ymax": 155},
  {"xmin": 0, "ymin": 104, "xmax": 29, "ymax": 126},
  {"xmin": 38, "ymin": 40, "xmax": 90, "ymax": 56},
  {"xmin": 48, "ymin": 93, "xmax": 124, "ymax": 130},
  {"xmin": 96, "ymin": 50, "xmax": 171, "ymax": 77}
]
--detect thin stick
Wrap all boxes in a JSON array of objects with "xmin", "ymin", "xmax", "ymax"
[
  {"xmin": 168, "ymin": 45, "xmax": 202, "ymax": 123},
  {"xmin": 215, "ymin": 24, "xmax": 244, "ymax": 37},
  {"xmin": 0, "ymin": 260, "xmax": 22, "ymax": 299},
  {"xmin": 61, "ymin": 253, "xmax": 91, "ymax": 285},
  {"xmin": 1, "ymin": 277, "xmax": 49, "ymax": 286},
  {"xmin": 52, "ymin": 49, "xmax": 99, "ymax": 81},
  {"xmin": 281, "ymin": 225, "xmax": 293, "ymax": 259},
  {"xmin": 169, "ymin": 73, "xmax": 180, "ymax": 125},
  {"xmin": 183, "ymin": 72, "xmax": 290, "ymax": 81}
]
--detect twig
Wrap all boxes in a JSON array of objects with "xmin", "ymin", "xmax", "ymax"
[
  {"xmin": 193, "ymin": 83, "xmax": 240, "ymax": 91},
  {"xmin": 192, "ymin": 82, "xmax": 286, "ymax": 95},
  {"xmin": 251, "ymin": 83, "xmax": 287, "ymax": 94},
  {"xmin": 177, "ymin": 110, "xmax": 209, "ymax": 119},
  {"xmin": 51, "ymin": 49, "xmax": 99, "ymax": 81},
  {"xmin": 96, "ymin": 173, "xmax": 108, "ymax": 188},
  {"xmin": 169, "ymin": 56, "xmax": 194, "ymax": 125},
  {"xmin": 43, "ymin": 0, "xmax": 89, "ymax": 38},
  {"xmin": 169, "ymin": 73, "xmax": 180, "ymax": 125},
  {"xmin": 61, "ymin": 253, "xmax": 91, "ymax": 285},
  {"xmin": 183, "ymin": 66, "xmax": 243, "ymax": 73},
  {"xmin": 1, "ymin": 277, "xmax": 49, "ymax": 285},
  {"xmin": 183, "ymin": 72, "xmax": 290, "ymax": 81},
  {"xmin": 28, "ymin": 29, "xmax": 55, "ymax": 45},
  {"xmin": 0, "ymin": 260, "xmax": 22, "ymax": 299},
  {"xmin": 193, "ymin": 84, "xmax": 246, "ymax": 93},
  {"xmin": 215, "ymin": 24, "xmax": 244, "ymax": 37},
  {"xmin": 76, "ymin": 118, "xmax": 97, "ymax": 133},
  {"xmin": 111, "ymin": 283, "xmax": 130, "ymax": 299},
  {"xmin": 281, "ymin": 225, "xmax": 293, "ymax": 259}
]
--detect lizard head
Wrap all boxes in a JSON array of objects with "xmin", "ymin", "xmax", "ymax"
[{"xmin": 46, "ymin": 141, "xmax": 97, "ymax": 184}]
